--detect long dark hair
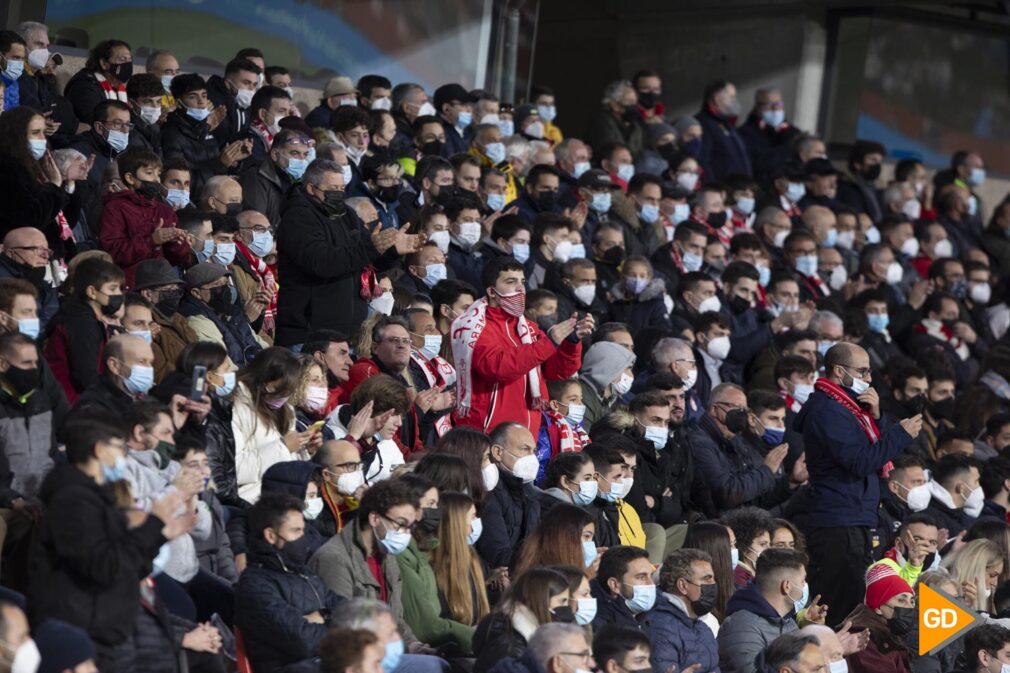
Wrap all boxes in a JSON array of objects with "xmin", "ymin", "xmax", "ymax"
[
  {"xmin": 515, "ymin": 503, "xmax": 593, "ymax": 577},
  {"xmin": 414, "ymin": 452, "xmax": 470, "ymax": 494},
  {"xmin": 684, "ymin": 521, "xmax": 735, "ymax": 621},
  {"xmin": 237, "ymin": 347, "xmax": 301, "ymax": 433},
  {"xmin": 434, "ymin": 427, "xmax": 489, "ymax": 507},
  {"xmin": 0, "ymin": 106, "xmax": 43, "ymax": 180},
  {"xmin": 85, "ymin": 39, "xmax": 131, "ymax": 73}
]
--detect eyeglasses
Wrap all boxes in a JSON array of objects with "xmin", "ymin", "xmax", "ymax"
[
  {"xmin": 558, "ymin": 652, "xmax": 593, "ymax": 663},
  {"xmin": 674, "ymin": 358, "xmax": 697, "ymax": 367},
  {"xmin": 8, "ymin": 246, "xmax": 52, "ymax": 258},
  {"xmin": 327, "ymin": 461, "xmax": 362, "ymax": 473},
  {"xmin": 381, "ymin": 514, "xmax": 415, "ymax": 533},
  {"xmin": 241, "ymin": 225, "xmax": 273, "ymax": 235},
  {"xmin": 102, "ymin": 120, "xmax": 134, "ymax": 132},
  {"xmin": 382, "ymin": 337, "xmax": 412, "ymax": 347},
  {"xmin": 841, "ymin": 364, "xmax": 871, "ymax": 378}
]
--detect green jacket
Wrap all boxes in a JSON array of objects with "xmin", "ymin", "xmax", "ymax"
[
  {"xmin": 579, "ymin": 377, "xmax": 608, "ymax": 433},
  {"xmin": 396, "ymin": 539, "xmax": 475, "ymax": 652}
]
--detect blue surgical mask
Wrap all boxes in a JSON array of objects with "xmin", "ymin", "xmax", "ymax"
[
  {"xmin": 128, "ymin": 330, "xmax": 153, "ymax": 344},
  {"xmin": 381, "ymin": 639, "xmax": 405, "ymax": 673},
  {"xmin": 486, "ymin": 192, "xmax": 506, "ymax": 211},
  {"xmin": 213, "ymin": 242, "xmax": 237, "ymax": 265},
  {"xmin": 285, "ymin": 157, "xmax": 309, "ymax": 180},
  {"xmin": 418, "ymin": 334, "xmax": 442, "ymax": 360},
  {"xmin": 582, "ymin": 539, "xmax": 597, "ymax": 568},
  {"xmin": 378, "ymin": 527, "xmax": 412, "ymax": 556},
  {"xmin": 468, "ymin": 517, "xmax": 483, "ymax": 545},
  {"xmin": 868, "ymin": 313, "xmax": 890, "ymax": 334},
  {"xmin": 498, "ymin": 119, "xmax": 515, "ymax": 137},
  {"xmin": 642, "ymin": 423, "xmax": 668, "ymax": 450},
  {"xmin": 591, "ymin": 192, "xmax": 612, "ymax": 213},
  {"xmin": 161, "ymin": 74, "xmax": 174, "ymax": 92},
  {"xmin": 538, "ymin": 104, "xmax": 557, "ymax": 122},
  {"xmin": 762, "ymin": 427, "xmax": 785, "ymax": 446},
  {"xmin": 786, "ymin": 182, "xmax": 806, "ymax": 203},
  {"xmin": 485, "ymin": 142, "xmax": 506, "ymax": 165},
  {"xmin": 571, "ymin": 480, "xmax": 598, "ymax": 506},
  {"xmin": 106, "ymin": 129, "xmax": 130, "ymax": 153},
  {"xmin": 626, "ymin": 277, "xmax": 650, "ymax": 295},
  {"xmin": 215, "ymin": 371, "xmax": 236, "ymax": 397},
  {"xmin": 617, "ymin": 164, "xmax": 635, "ymax": 183},
  {"xmin": 791, "ymin": 581, "xmax": 810, "ymax": 615},
  {"xmin": 823, "ymin": 228, "xmax": 838, "ymax": 248},
  {"xmin": 17, "ymin": 318, "xmax": 39, "ymax": 340},
  {"xmin": 640, "ymin": 203, "xmax": 660, "ymax": 224},
  {"xmin": 456, "ymin": 111, "xmax": 473, "ymax": 129},
  {"xmin": 757, "ymin": 264, "xmax": 771, "ymax": 287},
  {"xmin": 122, "ymin": 364, "xmax": 154, "ymax": 395},
  {"xmin": 165, "ymin": 189, "xmax": 190, "ymax": 209},
  {"xmin": 101, "ymin": 455, "xmax": 128, "ymax": 482},
  {"xmin": 682, "ymin": 250, "xmax": 703, "ymax": 272},
  {"xmin": 572, "ymin": 161, "xmax": 591, "ymax": 179},
  {"xmin": 735, "ymin": 197, "xmax": 756, "ymax": 215},
  {"xmin": 3, "ymin": 59, "xmax": 23, "ymax": 81},
  {"xmin": 795, "ymin": 254, "xmax": 818, "ymax": 277},
  {"xmin": 28, "ymin": 138, "xmax": 47, "ymax": 160},
  {"xmin": 512, "ymin": 243, "xmax": 530, "ymax": 264},
  {"xmin": 624, "ymin": 583, "xmax": 656, "ymax": 614},
  {"xmin": 569, "ymin": 244, "xmax": 586, "ymax": 260},
  {"xmin": 672, "ymin": 203, "xmax": 691, "ymax": 224},
  {"xmin": 186, "ymin": 106, "xmax": 211, "ymax": 122},
  {"xmin": 423, "ymin": 262, "xmax": 447, "ymax": 287},
  {"xmin": 249, "ymin": 230, "xmax": 274, "ymax": 258},
  {"xmin": 196, "ymin": 238, "xmax": 215, "ymax": 263},
  {"xmin": 969, "ymin": 167, "xmax": 987, "ymax": 187},
  {"xmin": 762, "ymin": 109, "xmax": 785, "ymax": 127}
]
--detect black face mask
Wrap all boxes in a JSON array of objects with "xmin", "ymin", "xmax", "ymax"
[
  {"xmin": 155, "ymin": 287, "xmax": 184, "ymax": 317},
  {"xmin": 901, "ymin": 394, "xmax": 926, "ymax": 416},
  {"xmin": 3, "ymin": 364, "xmax": 38, "ymax": 396},
  {"xmin": 638, "ymin": 91, "xmax": 658, "ymax": 109},
  {"xmin": 728, "ymin": 295, "xmax": 751, "ymax": 315},
  {"xmin": 929, "ymin": 397, "xmax": 956, "ymax": 420},
  {"xmin": 550, "ymin": 605, "xmax": 575, "ymax": 624},
  {"xmin": 418, "ymin": 506, "xmax": 442, "ymax": 533},
  {"xmin": 536, "ymin": 313, "xmax": 559, "ymax": 331},
  {"xmin": 887, "ymin": 606, "xmax": 915, "ymax": 635},
  {"xmin": 277, "ymin": 533, "xmax": 312, "ymax": 568},
  {"xmin": 420, "ymin": 140, "xmax": 444, "ymax": 157},
  {"xmin": 432, "ymin": 187, "xmax": 454, "ymax": 207},
  {"xmin": 109, "ymin": 61, "xmax": 133, "ymax": 83},
  {"xmin": 4, "ymin": 254, "xmax": 45, "ymax": 286},
  {"xmin": 322, "ymin": 189, "xmax": 346, "ymax": 214},
  {"xmin": 622, "ymin": 106, "xmax": 642, "ymax": 123},
  {"xmin": 725, "ymin": 408, "xmax": 750, "ymax": 435},
  {"xmin": 208, "ymin": 285, "xmax": 233, "ymax": 314},
  {"xmin": 537, "ymin": 190, "xmax": 557, "ymax": 211},
  {"xmin": 378, "ymin": 185, "xmax": 401, "ymax": 203},
  {"xmin": 137, "ymin": 180, "xmax": 162, "ymax": 199},
  {"xmin": 941, "ymin": 318, "xmax": 958, "ymax": 331},
  {"xmin": 691, "ymin": 582, "xmax": 719, "ymax": 617},
  {"xmin": 658, "ymin": 143, "xmax": 679, "ymax": 162},
  {"xmin": 100, "ymin": 293, "xmax": 125, "ymax": 317},
  {"xmin": 224, "ymin": 202, "xmax": 242, "ymax": 216},
  {"xmin": 708, "ymin": 211, "xmax": 728, "ymax": 229},
  {"xmin": 603, "ymin": 246, "xmax": 626, "ymax": 265},
  {"xmin": 861, "ymin": 164, "xmax": 882, "ymax": 182}
]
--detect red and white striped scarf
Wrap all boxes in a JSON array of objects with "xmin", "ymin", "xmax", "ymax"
[
  {"xmin": 409, "ymin": 350, "xmax": 457, "ymax": 437},
  {"xmin": 94, "ymin": 73, "xmax": 127, "ymax": 103},
  {"xmin": 543, "ymin": 409, "xmax": 589, "ymax": 453},
  {"xmin": 235, "ymin": 241, "xmax": 277, "ymax": 335},
  {"xmin": 249, "ymin": 118, "xmax": 274, "ymax": 152},
  {"xmin": 814, "ymin": 377, "xmax": 880, "ymax": 442},
  {"xmin": 451, "ymin": 297, "xmax": 540, "ymax": 420},
  {"xmin": 914, "ymin": 319, "xmax": 970, "ymax": 361}
]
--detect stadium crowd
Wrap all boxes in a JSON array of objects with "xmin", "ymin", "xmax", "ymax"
[{"xmin": 2, "ymin": 17, "xmax": 1010, "ymax": 673}]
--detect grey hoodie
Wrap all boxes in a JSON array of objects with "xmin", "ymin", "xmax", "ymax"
[{"xmin": 580, "ymin": 341, "xmax": 637, "ymax": 393}]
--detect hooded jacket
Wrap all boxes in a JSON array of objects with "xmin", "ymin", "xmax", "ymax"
[
  {"xmin": 99, "ymin": 190, "xmax": 191, "ymax": 288},
  {"xmin": 843, "ymin": 604, "xmax": 912, "ymax": 673},
  {"xmin": 647, "ymin": 593, "xmax": 721, "ymax": 673},
  {"xmin": 718, "ymin": 583, "xmax": 796, "ymax": 673},
  {"xmin": 234, "ymin": 537, "xmax": 343, "ymax": 673},
  {"xmin": 28, "ymin": 462, "xmax": 166, "ymax": 646},
  {"xmin": 607, "ymin": 279, "xmax": 673, "ymax": 334},
  {"xmin": 578, "ymin": 341, "xmax": 636, "ymax": 432}
]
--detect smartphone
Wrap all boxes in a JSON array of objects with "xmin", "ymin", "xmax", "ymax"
[
  {"xmin": 190, "ymin": 365, "xmax": 207, "ymax": 402},
  {"xmin": 309, "ymin": 420, "xmax": 327, "ymax": 433}
]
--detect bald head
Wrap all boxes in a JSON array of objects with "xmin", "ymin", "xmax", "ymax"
[
  {"xmin": 237, "ymin": 210, "xmax": 270, "ymax": 230},
  {"xmin": 798, "ymin": 625, "xmax": 843, "ymax": 664},
  {"xmin": 200, "ymin": 176, "xmax": 242, "ymax": 213},
  {"xmin": 105, "ymin": 334, "xmax": 155, "ymax": 392},
  {"xmin": 824, "ymin": 342, "xmax": 869, "ymax": 386},
  {"xmin": 318, "ymin": 439, "xmax": 360, "ymax": 469},
  {"xmin": 3, "ymin": 227, "xmax": 46, "ymax": 249}
]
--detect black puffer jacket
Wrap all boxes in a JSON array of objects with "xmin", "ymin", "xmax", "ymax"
[
  {"xmin": 205, "ymin": 398, "xmax": 242, "ymax": 509},
  {"xmin": 134, "ymin": 580, "xmax": 188, "ymax": 673},
  {"xmin": 160, "ymin": 108, "xmax": 228, "ymax": 198},
  {"xmin": 474, "ymin": 469, "xmax": 541, "ymax": 569},
  {"xmin": 28, "ymin": 462, "xmax": 166, "ymax": 646},
  {"xmin": 234, "ymin": 538, "xmax": 343, "ymax": 673},
  {"xmin": 239, "ymin": 157, "xmax": 293, "ymax": 227}
]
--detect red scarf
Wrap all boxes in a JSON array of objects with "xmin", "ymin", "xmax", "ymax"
[
  {"xmin": 542, "ymin": 409, "xmax": 590, "ymax": 454},
  {"xmin": 249, "ymin": 118, "xmax": 274, "ymax": 151},
  {"xmin": 814, "ymin": 378, "xmax": 880, "ymax": 442},
  {"xmin": 409, "ymin": 349, "xmax": 457, "ymax": 438},
  {"xmin": 95, "ymin": 72, "xmax": 127, "ymax": 102},
  {"xmin": 667, "ymin": 243, "xmax": 687, "ymax": 274},
  {"xmin": 236, "ymin": 240, "xmax": 277, "ymax": 335}
]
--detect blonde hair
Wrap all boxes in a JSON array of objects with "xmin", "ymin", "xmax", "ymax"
[
  {"xmin": 431, "ymin": 492, "xmax": 489, "ymax": 625},
  {"xmin": 941, "ymin": 539, "xmax": 1005, "ymax": 612}
]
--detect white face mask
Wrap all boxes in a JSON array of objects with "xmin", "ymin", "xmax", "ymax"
[
  {"xmin": 573, "ymin": 284, "xmax": 596, "ymax": 307},
  {"xmin": 964, "ymin": 485, "xmax": 985, "ymax": 517},
  {"xmin": 901, "ymin": 482, "xmax": 931, "ymax": 512},
  {"xmin": 697, "ymin": 295, "xmax": 721, "ymax": 314},
  {"xmin": 507, "ymin": 452, "xmax": 539, "ymax": 483},
  {"xmin": 428, "ymin": 229, "xmax": 450, "ymax": 254},
  {"xmin": 706, "ymin": 335, "xmax": 731, "ymax": 360},
  {"xmin": 8, "ymin": 638, "xmax": 40, "ymax": 673},
  {"xmin": 235, "ymin": 87, "xmax": 254, "ymax": 109},
  {"xmin": 369, "ymin": 291, "xmax": 395, "ymax": 316},
  {"xmin": 335, "ymin": 469, "xmax": 365, "ymax": 496},
  {"xmin": 681, "ymin": 368, "xmax": 698, "ymax": 391},
  {"xmin": 482, "ymin": 462, "xmax": 500, "ymax": 491},
  {"xmin": 565, "ymin": 402, "xmax": 586, "ymax": 424},
  {"xmin": 303, "ymin": 497, "xmax": 324, "ymax": 520},
  {"xmin": 612, "ymin": 372, "xmax": 633, "ymax": 396},
  {"xmin": 457, "ymin": 221, "xmax": 482, "ymax": 248},
  {"xmin": 829, "ymin": 659, "xmax": 849, "ymax": 673}
]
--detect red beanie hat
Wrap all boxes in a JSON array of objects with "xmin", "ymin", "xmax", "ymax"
[{"xmin": 865, "ymin": 562, "xmax": 913, "ymax": 610}]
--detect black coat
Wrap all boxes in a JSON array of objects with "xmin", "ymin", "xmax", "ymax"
[
  {"xmin": 205, "ymin": 74, "xmax": 249, "ymax": 145},
  {"xmin": 275, "ymin": 186, "xmax": 393, "ymax": 347},
  {"xmin": 923, "ymin": 496, "xmax": 977, "ymax": 539},
  {"xmin": 737, "ymin": 114, "xmax": 800, "ymax": 189},
  {"xmin": 160, "ymin": 109, "xmax": 228, "ymax": 199},
  {"xmin": 234, "ymin": 538, "xmax": 343, "ymax": 673},
  {"xmin": 0, "ymin": 157, "xmax": 74, "ymax": 258},
  {"xmin": 73, "ymin": 375, "xmax": 137, "ymax": 418},
  {"xmin": 589, "ymin": 577, "xmax": 650, "ymax": 632},
  {"xmin": 240, "ymin": 157, "xmax": 294, "ymax": 227},
  {"xmin": 63, "ymin": 69, "xmax": 114, "ymax": 125},
  {"xmin": 68, "ymin": 128, "xmax": 118, "ymax": 188},
  {"xmin": 474, "ymin": 469, "xmax": 541, "ymax": 570},
  {"xmin": 472, "ymin": 612, "xmax": 527, "ymax": 673},
  {"xmin": 23, "ymin": 71, "xmax": 80, "ymax": 149},
  {"xmin": 28, "ymin": 462, "xmax": 166, "ymax": 646},
  {"xmin": 695, "ymin": 105, "xmax": 752, "ymax": 182}
]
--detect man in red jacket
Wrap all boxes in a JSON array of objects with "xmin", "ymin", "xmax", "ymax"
[
  {"xmin": 452, "ymin": 257, "xmax": 591, "ymax": 437},
  {"xmin": 99, "ymin": 147, "xmax": 190, "ymax": 288}
]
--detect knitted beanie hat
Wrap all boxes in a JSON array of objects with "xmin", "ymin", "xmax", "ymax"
[{"xmin": 865, "ymin": 561, "xmax": 913, "ymax": 610}]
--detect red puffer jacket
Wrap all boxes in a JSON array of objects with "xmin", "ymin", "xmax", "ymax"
[
  {"xmin": 99, "ymin": 190, "xmax": 191, "ymax": 288},
  {"xmin": 453, "ymin": 305, "xmax": 581, "ymax": 437}
]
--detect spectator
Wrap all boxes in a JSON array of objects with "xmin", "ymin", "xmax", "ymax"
[
  {"xmin": 962, "ymin": 624, "xmax": 1010, "ymax": 673},
  {"xmin": 329, "ymin": 597, "xmax": 450, "ymax": 673},
  {"xmin": 240, "ymin": 129, "xmax": 313, "ymax": 226},
  {"xmin": 648, "ymin": 548, "xmax": 720, "ymax": 673},
  {"xmin": 233, "ymin": 492, "xmax": 344, "ymax": 673},
  {"xmin": 0, "ymin": 228, "xmax": 59, "ymax": 330},
  {"xmin": 590, "ymin": 546, "xmax": 655, "ymax": 631},
  {"xmin": 131, "ymin": 259, "xmax": 197, "ymax": 383},
  {"xmin": 179, "ymin": 262, "xmax": 263, "ymax": 365},
  {"xmin": 320, "ymin": 627, "xmax": 385, "ymax": 673},
  {"xmin": 64, "ymin": 40, "xmax": 132, "ymax": 124},
  {"xmin": 840, "ymin": 562, "xmax": 913, "ymax": 673},
  {"xmin": 430, "ymin": 491, "xmax": 490, "ymax": 639}
]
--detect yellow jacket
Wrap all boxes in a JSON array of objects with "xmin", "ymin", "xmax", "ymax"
[
  {"xmin": 468, "ymin": 146, "xmax": 520, "ymax": 204},
  {"xmin": 616, "ymin": 499, "xmax": 646, "ymax": 549},
  {"xmin": 543, "ymin": 121, "xmax": 563, "ymax": 145},
  {"xmin": 873, "ymin": 555, "xmax": 924, "ymax": 587}
]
